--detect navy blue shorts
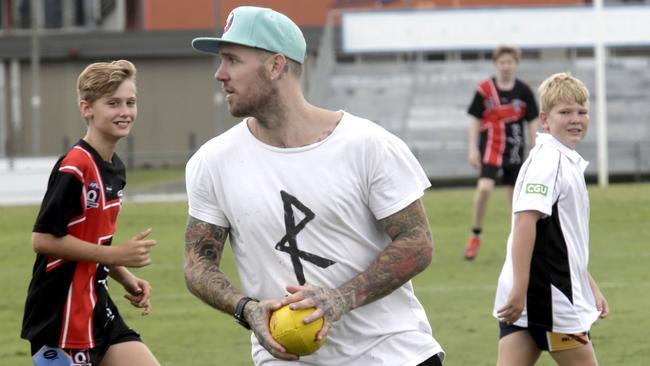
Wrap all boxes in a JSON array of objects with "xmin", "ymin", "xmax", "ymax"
[
  {"xmin": 417, "ymin": 352, "xmax": 444, "ymax": 366},
  {"xmin": 499, "ymin": 323, "xmax": 590, "ymax": 352}
]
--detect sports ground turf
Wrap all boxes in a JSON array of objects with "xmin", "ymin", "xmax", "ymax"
[{"xmin": 1, "ymin": 183, "xmax": 649, "ymax": 365}]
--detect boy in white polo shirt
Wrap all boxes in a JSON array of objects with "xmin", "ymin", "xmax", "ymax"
[{"xmin": 493, "ymin": 73, "xmax": 608, "ymax": 366}]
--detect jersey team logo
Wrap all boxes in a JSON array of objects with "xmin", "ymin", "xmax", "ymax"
[
  {"xmin": 70, "ymin": 348, "xmax": 91, "ymax": 366},
  {"xmin": 85, "ymin": 181, "xmax": 100, "ymax": 209},
  {"xmin": 526, "ymin": 183, "xmax": 548, "ymax": 196}
]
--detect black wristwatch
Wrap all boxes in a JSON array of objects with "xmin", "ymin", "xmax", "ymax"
[{"xmin": 234, "ymin": 296, "xmax": 257, "ymax": 330}]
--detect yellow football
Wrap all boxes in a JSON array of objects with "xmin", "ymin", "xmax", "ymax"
[{"xmin": 269, "ymin": 305, "xmax": 326, "ymax": 356}]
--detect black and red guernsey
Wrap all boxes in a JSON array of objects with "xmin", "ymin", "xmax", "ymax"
[
  {"xmin": 468, "ymin": 78, "xmax": 539, "ymax": 167},
  {"xmin": 22, "ymin": 139, "xmax": 126, "ymax": 349}
]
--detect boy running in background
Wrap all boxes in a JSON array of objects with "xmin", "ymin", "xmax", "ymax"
[{"xmin": 464, "ymin": 45, "xmax": 538, "ymax": 260}]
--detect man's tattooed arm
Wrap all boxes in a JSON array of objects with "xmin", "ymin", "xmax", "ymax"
[
  {"xmin": 316, "ymin": 199, "xmax": 433, "ymax": 322},
  {"xmin": 183, "ymin": 215, "xmax": 242, "ymax": 314}
]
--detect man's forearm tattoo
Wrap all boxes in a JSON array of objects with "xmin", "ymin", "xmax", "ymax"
[
  {"xmin": 184, "ymin": 216, "xmax": 240, "ymax": 314},
  {"xmin": 339, "ymin": 200, "xmax": 433, "ymax": 310}
]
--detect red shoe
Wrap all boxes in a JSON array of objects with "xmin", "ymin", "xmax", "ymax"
[{"xmin": 464, "ymin": 236, "xmax": 481, "ymax": 260}]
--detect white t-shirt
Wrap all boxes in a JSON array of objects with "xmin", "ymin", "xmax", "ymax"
[
  {"xmin": 186, "ymin": 112, "xmax": 443, "ymax": 366},
  {"xmin": 493, "ymin": 133, "xmax": 601, "ymax": 333}
]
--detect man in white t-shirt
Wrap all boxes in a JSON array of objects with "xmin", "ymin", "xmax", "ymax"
[
  {"xmin": 183, "ymin": 6, "xmax": 445, "ymax": 366},
  {"xmin": 493, "ymin": 73, "xmax": 608, "ymax": 366}
]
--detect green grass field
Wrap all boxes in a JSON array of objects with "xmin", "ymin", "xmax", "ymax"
[{"xmin": 2, "ymin": 183, "xmax": 649, "ymax": 365}]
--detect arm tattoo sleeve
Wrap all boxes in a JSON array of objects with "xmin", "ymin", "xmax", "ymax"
[
  {"xmin": 184, "ymin": 215, "xmax": 242, "ymax": 315},
  {"xmin": 337, "ymin": 199, "xmax": 433, "ymax": 312}
]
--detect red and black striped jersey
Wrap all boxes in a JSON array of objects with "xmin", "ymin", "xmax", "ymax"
[
  {"xmin": 22, "ymin": 139, "xmax": 126, "ymax": 349},
  {"xmin": 468, "ymin": 78, "xmax": 539, "ymax": 167}
]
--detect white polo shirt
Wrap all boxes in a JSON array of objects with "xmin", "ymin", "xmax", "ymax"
[{"xmin": 493, "ymin": 133, "xmax": 601, "ymax": 333}]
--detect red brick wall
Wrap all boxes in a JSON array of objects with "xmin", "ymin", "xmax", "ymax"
[
  {"xmin": 143, "ymin": 0, "xmax": 216, "ymax": 30},
  {"xmin": 142, "ymin": 0, "xmax": 585, "ymax": 30}
]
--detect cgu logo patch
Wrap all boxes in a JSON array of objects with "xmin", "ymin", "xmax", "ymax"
[{"xmin": 526, "ymin": 183, "xmax": 548, "ymax": 196}]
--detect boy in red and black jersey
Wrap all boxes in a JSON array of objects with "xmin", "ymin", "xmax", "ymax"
[
  {"xmin": 464, "ymin": 45, "xmax": 539, "ymax": 261},
  {"xmin": 21, "ymin": 61, "xmax": 159, "ymax": 366},
  {"xmin": 23, "ymin": 139, "xmax": 128, "ymax": 351}
]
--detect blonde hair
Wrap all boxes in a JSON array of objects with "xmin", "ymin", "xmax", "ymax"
[
  {"xmin": 538, "ymin": 72, "xmax": 589, "ymax": 114},
  {"xmin": 492, "ymin": 44, "xmax": 520, "ymax": 63},
  {"xmin": 77, "ymin": 60, "xmax": 137, "ymax": 104}
]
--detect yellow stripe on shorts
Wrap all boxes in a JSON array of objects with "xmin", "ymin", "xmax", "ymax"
[{"xmin": 546, "ymin": 331, "xmax": 590, "ymax": 351}]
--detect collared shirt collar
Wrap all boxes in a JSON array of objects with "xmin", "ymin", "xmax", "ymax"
[{"xmin": 536, "ymin": 132, "xmax": 589, "ymax": 172}]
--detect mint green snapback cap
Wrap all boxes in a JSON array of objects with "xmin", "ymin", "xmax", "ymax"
[{"xmin": 192, "ymin": 6, "xmax": 306, "ymax": 64}]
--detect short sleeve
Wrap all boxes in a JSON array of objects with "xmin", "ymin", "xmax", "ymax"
[
  {"xmin": 467, "ymin": 89, "xmax": 484, "ymax": 119},
  {"xmin": 513, "ymin": 147, "xmax": 560, "ymax": 217},
  {"xmin": 33, "ymin": 167, "xmax": 84, "ymax": 237},
  {"xmin": 185, "ymin": 152, "xmax": 230, "ymax": 227},
  {"xmin": 524, "ymin": 84, "xmax": 539, "ymax": 122},
  {"xmin": 367, "ymin": 134, "xmax": 431, "ymax": 220}
]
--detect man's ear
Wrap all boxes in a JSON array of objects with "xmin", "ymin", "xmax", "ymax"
[{"xmin": 268, "ymin": 53, "xmax": 288, "ymax": 80}]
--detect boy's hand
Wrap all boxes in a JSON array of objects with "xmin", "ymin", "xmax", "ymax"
[
  {"xmin": 588, "ymin": 274, "xmax": 609, "ymax": 319},
  {"xmin": 497, "ymin": 290, "xmax": 526, "ymax": 325},
  {"xmin": 123, "ymin": 277, "xmax": 153, "ymax": 316},
  {"xmin": 595, "ymin": 294, "xmax": 609, "ymax": 319},
  {"xmin": 468, "ymin": 147, "xmax": 481, "ymax": 171},
  {"xmin": 112, "ymin": 228, "xmax": 156, "ymax": 267}
]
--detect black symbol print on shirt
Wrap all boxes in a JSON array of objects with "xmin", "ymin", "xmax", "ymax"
[{"xmin": 275, "ymin": 190, "xmax": 336, "ymax": 285}]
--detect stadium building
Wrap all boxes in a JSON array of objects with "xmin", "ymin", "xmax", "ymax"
[{"xmin": 1, "ymin": 0, "xmax": 649, "ymax": 181}]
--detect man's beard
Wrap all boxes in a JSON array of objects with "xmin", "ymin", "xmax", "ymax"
[{"xmin": 229, "ymin": 67, "xmax": 278, "ymax": 119}]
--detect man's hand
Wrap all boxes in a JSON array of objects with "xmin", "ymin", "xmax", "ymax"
[
  {"xmin": 281, "ymin": 283, "xmax": 347, "ymax": 342},
  {"xmin": 246, "ymin": 299, "xmax": 299, "ymax": 361}
]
